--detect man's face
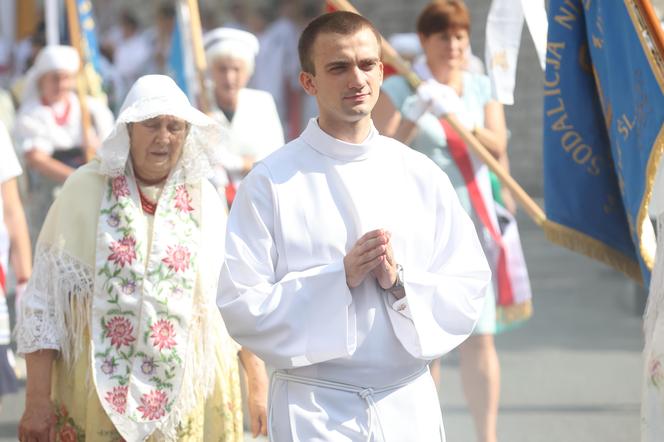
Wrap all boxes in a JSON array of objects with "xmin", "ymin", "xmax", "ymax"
[
  {"xmin": 210, "ymin": 57, "xmax": 251, "ymax": 105},
  {"xmin": 300, "ymin": 27, "xmax": 383, "ymax": 126},
  {"xmin": 129, "ymin": 116, "xmax": 188, "ymax": 182}
]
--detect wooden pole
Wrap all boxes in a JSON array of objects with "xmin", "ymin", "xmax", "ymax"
[
  {"xmin": 185, "ymin": 0, "xmax": 211, "ymax": 114},
  {"xmin": 64, "ymin": 0, "xmax": 95, "ymax": 162},
  {"xmin": 325, "ymin": 0, "xmax": 547, "ymax": 226},
  {"xmin": 637, "ymin": 0, "xmax": 664, "ymax": 65}
]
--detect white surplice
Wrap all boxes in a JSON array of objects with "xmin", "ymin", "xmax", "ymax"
[{"xmin": 218, "ymin": 118, "xmax": 492, "ymax": 441}]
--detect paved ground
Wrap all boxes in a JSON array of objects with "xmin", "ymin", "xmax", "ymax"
[{"xmin": 0, "ymin": 211, "xmax": 644, "ymax": 441}]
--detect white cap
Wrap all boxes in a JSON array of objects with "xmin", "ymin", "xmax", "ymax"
[
  {"xmin": 203, "ymin": 27, "xmax": 259, "ymax": 73},
  {"xmin": 22, "ymin": 45, "xmax": 80, "ymax": 102}
]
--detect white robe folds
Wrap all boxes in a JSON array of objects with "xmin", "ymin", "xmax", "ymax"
[
  {"xmin": 218, "ymin": 119, "xmax": 491, "ymax": 441},
  {"xmin": 210, "ymin": 88, "xmax": 284, "ymax": 188}
]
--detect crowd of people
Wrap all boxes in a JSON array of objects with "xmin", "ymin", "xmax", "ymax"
[
  {"xmin": 0, "ymin": 1, "xmax": 660, "ymax": 441},
  {"xmin": 2, "ymin": 1, "xmax": 518, "ymax": 441}
]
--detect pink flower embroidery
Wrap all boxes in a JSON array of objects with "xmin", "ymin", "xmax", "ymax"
[
  {"xmin": 111, "ymin": 176, "xmax": 130, "ymax": 199},
  {"xmin": 150, "ymin": 319, "xmax": 177, "ymax": 351},
  {"xmin": 105, "ymin": 316, "xmax": 136, "ymax": 349},
  {"xmin": 108, "ymin": 236, "xmax": 137, "ymax": 268},
  {"xmin": 137, "ymin": 390, "xmax": 168, "ymax": 420},
  {"xmin": 105, "ymin": 385, "xmax": 129, "ymax": 414},
  {"xmin": 59, "ymin": 423, "xmax": 78, "ymax": 442},
  {"xmin": 174, "ymin": 185, "xmax": 193, "ymax": 213},
  {"xmin": 162, "ymin": 245, "xmax": 190, "ymax": 273}
]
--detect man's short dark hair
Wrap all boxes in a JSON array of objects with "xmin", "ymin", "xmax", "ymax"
[{"xmin": 298, "ymin": 11, "xmax": 382, "ymax": 74}]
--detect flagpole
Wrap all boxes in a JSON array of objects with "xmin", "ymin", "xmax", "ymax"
[
  {"xmin": 637, "ymin": 0, "xmax": 664, "ymax": 59},
  {"xmin": 64, "ymin": 0, "xmax": 94, "ymax": 162},
  {"xmin": 184, "ymin": 0, "xmax": 210, "ymax": 114},
  {"xmin": 326, "ymin": 0, "xmax": 547, "ymax": 227}
]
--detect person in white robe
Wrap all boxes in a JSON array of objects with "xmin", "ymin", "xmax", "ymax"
[
  {"xmin": 218, "ymin": 11, "xmax": 491, "ymax": 441},
  {"xmin": 203, "ymin": 27, "xmax": 284, "ymax": 202},
  {"xmin": 13, "ymin": 45, "xmax": 114, "ymax": 245}
]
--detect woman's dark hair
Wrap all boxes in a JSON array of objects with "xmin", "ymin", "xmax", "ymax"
[{"xmin": 416, "ymin": 0, "xmax": 471, "ymax": 37}]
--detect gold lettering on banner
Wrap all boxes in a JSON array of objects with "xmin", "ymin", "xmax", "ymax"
[
  {"xmin": 592, "ymin": 35, "xmax": 603, "ymax": 49},
  {"xmin": 552, "ymin": 112, "xmax": 573, "ymax": 131},
  {"xmin": 555, "ymin": 0, "xmax": 582, "ymax": 30},
  {"xmin": 578, "ymin": 44, "xmax": 593, "ymax": 73},
  {"xmin": 617, "ymin": 113, "xmax": 636, "ymax": 140},
  {"xmin": 544, "ymin": 33, "xmax": 602, "ymax": 176}
]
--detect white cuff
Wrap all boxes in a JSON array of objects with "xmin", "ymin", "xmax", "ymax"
[{"xmin": 391, "ymin": 297, "xmax": 412, "ymax": 320}]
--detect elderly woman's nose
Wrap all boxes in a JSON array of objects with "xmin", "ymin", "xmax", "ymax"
[{"xmin": 155, "ymin": 124, "xmax": 171, "ymax": 143}]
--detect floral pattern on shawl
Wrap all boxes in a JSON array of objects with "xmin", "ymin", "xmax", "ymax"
[{"xmin": 93, "ymin": 172, "xmax": 200, "ymax": 440}]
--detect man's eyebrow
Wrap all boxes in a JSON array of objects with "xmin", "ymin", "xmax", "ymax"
[{"xmin": 324, "ymin": 60, "xmax": 350, "ymax": 69}]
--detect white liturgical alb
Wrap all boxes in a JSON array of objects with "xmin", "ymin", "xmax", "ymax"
[{"xmin": 218, "ymin": 119, "xmax": 492, "ymax": 441}]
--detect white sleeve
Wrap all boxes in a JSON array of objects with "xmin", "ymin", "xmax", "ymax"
[
  {"xmin": 15, "ymin": 242, "xmax": 94, "ymax": 356},
  {"xmin": 385, "ymin": 172, "xmax": 492, "ymax": 360},
  {"xmin": 0, "ymin": 122, "xmax": 22, "ymax": 183},
  {"xmin": 13, "ymin": 110, "xmax": 54, "ymax": 155},
  {"xmin": 255, "ymin": 96, "xmax": 284, "ymax": 160},
  {"xmin": 217, "ymin": 165, "xmax": 357, "ymax": 369}
]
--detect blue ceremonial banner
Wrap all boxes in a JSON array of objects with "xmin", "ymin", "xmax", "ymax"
[
  {"xmin": 76, "ymin": 0, "xmax": 101, "ymax": 74},
  {"xmin": 543, "ymin": 0, "xmax": 664, "ymax": 286}
]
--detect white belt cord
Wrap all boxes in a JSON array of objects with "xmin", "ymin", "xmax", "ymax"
[{"xmin": 268, "ymin": 366, "xmax": 428, "ymax": 442}]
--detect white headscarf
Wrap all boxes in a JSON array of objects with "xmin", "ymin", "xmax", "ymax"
[
  {"xmin": 203, "ymin": 27, "xmax": 259, "ymax": 74},
  {"xmin": 97, "ymin": 74, "xmax": 223, "ymax": 183},
  {"xmin": 22, "ymin": 45, "xmax": 80, "ymax": 102}
]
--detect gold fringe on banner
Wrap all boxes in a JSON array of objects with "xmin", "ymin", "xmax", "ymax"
[
  {"xmin": 497, "ymin": 299, "xmax": 533, "ymax": 326},
  {"xmin": 543, "ymin": 221, "xmax": 643, "ymax": 283},
  {"xmin": 626, "ymin": 0, "xmax": 664, "ymax": 273}
]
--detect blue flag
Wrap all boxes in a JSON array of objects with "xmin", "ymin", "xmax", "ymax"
[
  {"xmin": 543, "ymin": 0, "xmax": 664, "ymax": 286},
  {"xmin": 168, "ymin": 14, "xmax": 189, "ymax": 98},
  {"xmin": 76, "ymin": 0, "xmax": 101, "ymax": 73}
]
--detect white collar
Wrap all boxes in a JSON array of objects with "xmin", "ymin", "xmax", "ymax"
[{"xmin": 300, "ymin": 118, "xmax": 378, "ymax": 162}]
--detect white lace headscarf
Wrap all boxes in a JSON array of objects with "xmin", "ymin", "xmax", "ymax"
[{"xmin": 97, "ymin": 74, "xmax": 223, "ymax": 183}]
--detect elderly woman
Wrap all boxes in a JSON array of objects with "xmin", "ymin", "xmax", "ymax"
[
  {"xmin": 16, "ymin": 75, "xmax": 267, "ymax": 441},
  {"xmin": 203, "ymin": 27, "xmax": 284, "ymax": 203},
  {"xmin": 13, "ymin": 45, "xmax": 115, "ymax": 244},
  {"xmin": 373, "ymin": 2, "xmax": 522, "ymax": 442}
]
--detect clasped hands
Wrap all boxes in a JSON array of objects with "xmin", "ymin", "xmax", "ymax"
[
  {"xmin": 344, "ymin": 229, "xmax": 397, "ymax": 291},
  {"xmin": 402, "ymin": 79, "xmax": 462, "ymax": 122}
]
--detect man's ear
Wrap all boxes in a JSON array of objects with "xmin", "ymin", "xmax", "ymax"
[
  {"xmin": 378, "ymin": 60, "xmax": 384, "ymax": 86},
  {"xmin": 299, "ymin": 71, "xmax": 317, "ymax": 96}
]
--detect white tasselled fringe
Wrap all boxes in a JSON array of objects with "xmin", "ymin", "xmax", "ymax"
[
  {"xmin": 15, "ymin": 240, "xmax": 94, "ymax": 370},
  {"xmin": 154, "ymin": 283, "xmax": 221, "ymax": 440}
]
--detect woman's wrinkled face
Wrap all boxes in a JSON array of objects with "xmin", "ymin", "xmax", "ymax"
[
  {"xmin": 39, "ymin": 70, "xmax": 76, "ymax": 104},
  {"xmin": 210, "ymin": 56, "xmax": 251, "ymax": 105},
  {"xmin": 420, "ymin": 27, "xmax": 470, "ymax": 71},
  {"xmin": 129, "ymin": 116, "xmax": 188, "ymax": 182}
]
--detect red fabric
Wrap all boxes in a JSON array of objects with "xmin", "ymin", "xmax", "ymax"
[
  {"xmin": 440, "ymin": 118, "xmax": 514, "ymax": 306},
  {"xmin": 0, "ymin": 263, "xmax": 6, "ymax": 293},
  {"xmin": 225, "ymin": 183, "xmax": 237, "ymax": 208}
]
